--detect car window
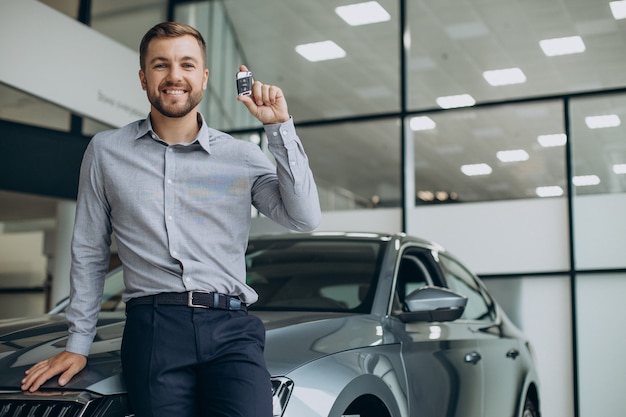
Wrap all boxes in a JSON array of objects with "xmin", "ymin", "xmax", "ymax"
[
  {"xmin": 246, "ymin": 239, "xmax": 384, "ymax": 312},
  {"xmin": 391, "ymin": 250, "xmax": 435, "ymax": 313},
  {"xmin": 439, "ymin": 255, "xmax": 493, "ymax": 321},
  {"xmin": 58, "ymin": 239, "xmax": 385, "ymax": 314}
]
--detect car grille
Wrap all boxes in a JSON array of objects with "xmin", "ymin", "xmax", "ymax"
[
  {"xmin": 0, "ymin": 401, "xmax": 83, "ymax": 417},
  {"xmin": 0, "ymin": 391, "xmax": 130, "ymax": 417}
]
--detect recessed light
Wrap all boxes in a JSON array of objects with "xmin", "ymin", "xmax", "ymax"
[
  {"xmin": 573, "ymin": 175, "xmax": 601, "ymax": 186},
  {"xmin": 536, "ymin": 186, "xmax": 564, "ymax": 197},
  {"xmin": 613, "ymin": 164, "xmax": 626, "ymax": 174},
  {"xmin": 610, "ymin": 1, "xmax": 626, "ymax": 20},
  {"xmin": 410, "ymin": 116, "xmax": 436, "ymax": 131},
  {"xmin": 335, "ymin": 1, "xmax": 391, "ymax": 26},
  {"xmin": 537, "ymin": 133, "xmax": 567, "ymax": 147},
  {"xmin": 585, "ymin": 114, "xmax": 621, "ymax": 129},
  {"xmin": 497, "ymin": 149, "xmax": 529, "ymax": 162},
  {"xmin": 295, "ymin": 41, "xmax": 346, "ymax": 62},
  {"xmin": 461, "ymin": 163, "xmax": 492, "ymax": 176},
  {"xmin": 483, "ymin": 68, "xmax": 527, "ymax": 86},
  {"xmin": 436, "ymin": 94, "xmax": 476, "ymax": 109},
  {"xmin": 539, "ymin": 36, "xmax": 585, "ymax": 56}
]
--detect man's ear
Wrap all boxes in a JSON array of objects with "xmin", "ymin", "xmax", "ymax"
[
  {"xmin": 203, "ymin": 69, "xmax": 209, "ymax": 90},
  {"xmin": 139, "ymin": 70, "xmax": 147, "ymax": 91}
]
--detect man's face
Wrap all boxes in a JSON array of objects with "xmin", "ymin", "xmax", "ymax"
[{"xmin": 139, "ymin": 35, "xmax": 209, "ymax": 118}]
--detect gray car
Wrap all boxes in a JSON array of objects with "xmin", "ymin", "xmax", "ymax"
[{"xmin": 0, "ymin": 232, "xmax": 540, "ymax": 417}]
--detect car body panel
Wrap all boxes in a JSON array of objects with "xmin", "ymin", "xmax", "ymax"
[{"xmin": 0, "ymin": 232, "xmax": 540, "ymax": 417}]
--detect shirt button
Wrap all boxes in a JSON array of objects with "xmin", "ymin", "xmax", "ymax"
[
  {"xmin": 168, "ymin": 148, "xmax": 174, "ymax": 152},
  {"xmin": 167, "ymin": 179, "xmax": 172, "ymax": 184},
  {"xmin": 172, "ymin": 251, "xmax": 178, "ymax": 256},
  {"xmin": 168, "ymin": 215, "xmax": 173, "ymax": 220},
  {"xmin": 281, "ymin": 130, "xmax": 288, "ymax": 136},
  {"xmin": 272, "ymin": 132, "xmax": 278, "ymax": 137},
  {"xmin": 185, "ymin": 276, "xmax": 192, "ymax": 282}
]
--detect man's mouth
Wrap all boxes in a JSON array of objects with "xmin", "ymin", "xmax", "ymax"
[{"xmin": 164, "ymin": 89, "xmax": 186, "ymax": 95}]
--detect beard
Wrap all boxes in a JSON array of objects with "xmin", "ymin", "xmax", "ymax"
[{"xmin": 148, "ymin": 83, "xmax": 203, "ymax": 118}]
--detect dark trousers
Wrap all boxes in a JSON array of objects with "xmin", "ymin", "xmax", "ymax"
[{"xmin": 121, "ymin": 303, "xmax": 273, "ymax": 417}]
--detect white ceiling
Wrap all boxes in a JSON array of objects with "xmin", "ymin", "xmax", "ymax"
[{"xmin": 2, "ymin": 0, "xmax": 626, "ymax": 225}]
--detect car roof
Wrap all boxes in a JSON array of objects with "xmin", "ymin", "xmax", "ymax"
[{"xmin": 249, "ymin": 231, "xmax": 446, "ymax": 252}]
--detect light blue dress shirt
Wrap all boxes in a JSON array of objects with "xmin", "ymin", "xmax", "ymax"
[{"xmin": 65, "ymin": 113, "xmax": 320, "ymax": 355}]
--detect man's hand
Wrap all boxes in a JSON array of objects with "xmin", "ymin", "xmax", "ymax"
[
  {"xmin": 21, "ymin": 351, "xmax": 87, "ymax": 392},
  {"xmin": 237, "ymin": 65, "xmax": 290, "ymax": 125}
]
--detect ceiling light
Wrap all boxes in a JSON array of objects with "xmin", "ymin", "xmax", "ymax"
[
  {"xmin": 295, "ymin": 41, "xmax": 346, "ymax": 62},
  {"xmin": 536, "ymin": 186, "xmax": 564, "ymax": 197},
  {"xmin": 417, "ymin": 191, "xmax": 435, "ymax": 201},
  {"xmin": 610, "ymin": 1, "xmax": 626, "ymax": 19},
  {"xmin": 410, "ymin": 116, "xmax": 436, "ymax": 131},
  {"xmin": 613, "ymin": 164, "xmax": 626, "ymax": 174},
  {"xmin": 335, "ymin": 1, "xmax": 391, "ymax": 26},
  {"xmin": 483, "ymin": 68, "xmax": 527, "ymax": 86},
  {"xmin": 497, "ymin": 149, "xmax": 530, "ymax": 162},
  {"xmin": 585, "ymin": 114, "xmax": 621, "ymax": 129},
  {"xmin": 461, "ymin": 163, "xmax": 492, "ymax": 176},
  {"xmin": 436, "ymin": 94, "xmax": 476, "ymax": 109},
  {"xmin": 537, "ymin": 133, "xmax": 567, "ymax": 147},
  {"xmin": 539, "ymin": 36, "xmax": 585, "ymax": 56},
  {"xmin": 573, "ymin": 175, "xmax": 601, "ymax": 186}
]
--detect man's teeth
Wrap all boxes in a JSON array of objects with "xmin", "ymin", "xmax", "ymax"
[{"xmin": 165, "ymin": 90, "xmax": 185, "ymax": 95}]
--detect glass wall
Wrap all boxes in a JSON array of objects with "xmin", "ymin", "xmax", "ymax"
[
  {"xmin": 298, "ymin": 118, "xmax": 402, "ymax": 210},
  {"xmin": 571, "ymin": 93, "xmax": 626, "ymax": 270},
  {"xmin": 406, "ymin": 0, "xmax": 626, "ymax": 111},
  {"xmin": 410, "ymin": 100, "xmax": 566, "ymax": 204},
  {"xmin": 576, "ymin": 273, "xmax": 626, "ymax": 417}
]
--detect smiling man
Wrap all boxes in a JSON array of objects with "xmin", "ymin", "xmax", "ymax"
[{"xmin": 21, "ymin": 22, "xmax": 320, "ymax": 417}]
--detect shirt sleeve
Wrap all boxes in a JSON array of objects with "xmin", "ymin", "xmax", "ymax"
[
  {"xmin": 251, "ymin": 117, "xmax": 321, "ymax": 231},
  {"xmin": 65, "ymin": 137, "xmax": 113, "ymax": 356}
]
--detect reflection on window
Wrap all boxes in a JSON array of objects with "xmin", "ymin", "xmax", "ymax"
[
  {"xmin": 440, "ymin": 255, "xmax": 491, "ymax": 321},
  {"xmin": 297, "ymin": 119, "xmax": 401, "ymax": 211},
  {"xmin": 570, "ymin": 94, "xmax": 626, "ymax": 196},
  {"xmin": 411, "ymin": 101, "xmax": 566, "ymax": 203}
]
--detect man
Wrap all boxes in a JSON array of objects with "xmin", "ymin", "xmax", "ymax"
[{"xmin": 21, "ymin": 22, "xmax": 320, "ymax": 417}]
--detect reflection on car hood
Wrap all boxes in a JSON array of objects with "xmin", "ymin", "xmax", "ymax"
[{"xmin": 0, "ymin": 311, "xmax": 383, "ymax": 395}]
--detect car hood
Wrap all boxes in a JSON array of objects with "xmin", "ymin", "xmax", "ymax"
[{"xmin": 0, "ymin": 311, "xmax": 383, "ymax": 394}]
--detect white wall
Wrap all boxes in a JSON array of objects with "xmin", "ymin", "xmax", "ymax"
[
  {"xmin": 0, "ymin": 0, "xmax": 147, "ymax": 128},
  {"xmin": 407, "ymin": 198, "xmax": 570, "ymax": 274},
  {"xmin": 576, "ymin": 273, "xmax": 626, "ymax": 417},
  {"xmin": 574, "ymin": 193, "xmax": 626, "ymax": 269}
]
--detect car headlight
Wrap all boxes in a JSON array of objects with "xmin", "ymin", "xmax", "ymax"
[{"xmin": 271, "ymin": 376, "xmax": 294, "ymax": 417}]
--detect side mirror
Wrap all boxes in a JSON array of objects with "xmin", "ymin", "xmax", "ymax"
[{"xmin": 397, "ymin": 286, "xmax": 467, "ymax": 323}]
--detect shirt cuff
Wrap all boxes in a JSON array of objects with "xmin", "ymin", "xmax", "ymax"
[
  {"xmin": 264, "ymin": 117, "xmax": 297, "ymax": 145},
  {"xmin": 65, "ymin": 333, "xmax": 93, "ymax": 357}
]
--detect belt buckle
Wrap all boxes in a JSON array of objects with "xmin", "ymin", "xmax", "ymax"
[{"xmin": 187, "ymin": 291, "xmax": 211, "ymax": 308}]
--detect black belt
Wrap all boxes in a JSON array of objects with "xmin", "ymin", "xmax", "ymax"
[{"xmin": 126, "ymin": 291, "xmax": 247, "ymax": 312}]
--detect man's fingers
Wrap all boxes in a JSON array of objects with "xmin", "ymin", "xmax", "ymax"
[{"xmin": 21, "ymin": 352, "xmax": 87, "ymax": 392}]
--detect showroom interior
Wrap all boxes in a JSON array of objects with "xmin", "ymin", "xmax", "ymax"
[{"xmin": 1, "ymin": 0, "xmax": 626, "ymax": 416}]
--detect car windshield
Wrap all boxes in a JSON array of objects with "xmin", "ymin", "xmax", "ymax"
[
  {"xmin": 246, "ymin": 238, "xmax": 384, "ymax": 313},
  {"xmin": 58, "ymin": 238, "xmax": 385, "ymax": 314}
]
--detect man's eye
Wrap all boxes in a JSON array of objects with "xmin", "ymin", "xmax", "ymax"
[
  {"xmin": 153, "ymin": 64, "xmax": 166, "ymax": 69},
  {"xmin": 183, "ymin": 63, "xmax": 195, "ymax": 68}
]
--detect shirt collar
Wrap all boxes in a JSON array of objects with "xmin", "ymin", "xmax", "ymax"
[{"xmin": 134, "ymin": 113, "xmax": 212, "ymax": 154}]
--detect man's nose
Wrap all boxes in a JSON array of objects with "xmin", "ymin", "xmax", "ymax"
[{"xmin": 166, "ymin": 65, "xmax": 183, "ymax": 81}]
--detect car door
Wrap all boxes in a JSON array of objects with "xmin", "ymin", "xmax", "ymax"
[
  {"xmin": 391, "ymin": 247, "xmax": 484, "ymax": 417},
  {"xmin": 438, "ymin": 255, "xmax": 522, "ymax": 417}
]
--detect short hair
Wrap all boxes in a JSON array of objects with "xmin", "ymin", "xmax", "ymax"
[{"xmin": 139, "ymin": 22, "xmax": 207, "ymax": 70}]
